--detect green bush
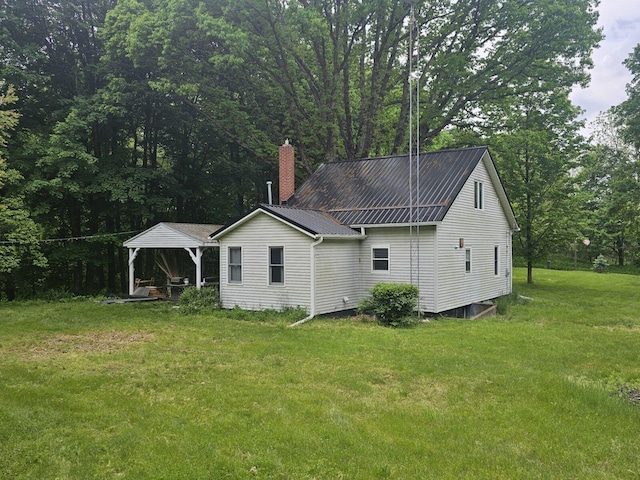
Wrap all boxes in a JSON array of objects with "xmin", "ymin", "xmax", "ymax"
[
  {"xmin": 358, "ymin": 282, "xmax": 419, "ymax": 327},
  {"xmin": 178, "ymin": 286, "xmax": 221, "ymax": 314},
  {"xmin": 593, "ymin": 254, "xmax": 609, "ymax": 273}
]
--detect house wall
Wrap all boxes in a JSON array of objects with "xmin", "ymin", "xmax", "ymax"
[
  {"xmin": 436, "ymin": 155, "xmax": 513, "ymax": 313},
  {"xmin": 314, "ymin": 239, "xmax": 362, "ymax": 315},
  {"xmin": 359, "ymin": 226, "xmax": 436, "ymax": 313},
  {"xmin": 218, "ymin": 214, "xmax": 312, "ymax": 312}
]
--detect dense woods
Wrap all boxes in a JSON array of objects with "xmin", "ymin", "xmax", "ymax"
[{"xmin": 0, "ymin": 0, "xmax": 638, "ymax": 298}]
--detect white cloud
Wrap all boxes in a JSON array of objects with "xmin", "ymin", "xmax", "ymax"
[{"xmin": 570, "ymin": 0, "xmax": 640, "ymax": 135}]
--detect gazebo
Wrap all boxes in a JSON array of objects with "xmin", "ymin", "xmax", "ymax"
[{"xmin": 123, "ymin": 222, "xmax": 221, "ymax": 295}]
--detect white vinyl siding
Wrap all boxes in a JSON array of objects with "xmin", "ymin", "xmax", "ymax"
[
  {"xmin": 314, "ymin": 239, "xmax": 361, "ymax": 314},
  {"xmin": 360, "ymin": 226, "xmax": 436, "ymax": 313},
  {"xmin": 436, "ymin": 152, "xmax": 513, "ymax": 312},
  {"xmin": 218, "ymin": 214, "xmax": 311, "ymax": 312}
]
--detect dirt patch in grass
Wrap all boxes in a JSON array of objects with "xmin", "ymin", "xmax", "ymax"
[
  {"xmin": 17, "ymin": 330, "xmax": 155, "ymax": 360},
  {"xmin": 613, "ymin": 384, "xmax": 640, "ymax": 406}
]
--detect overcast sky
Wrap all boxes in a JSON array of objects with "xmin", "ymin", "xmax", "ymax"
[{"xmin": 570, "ymin": 0, "xmax": 640, "ymax": 135}]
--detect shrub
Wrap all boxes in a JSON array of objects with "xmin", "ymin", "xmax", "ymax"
[
  {"xmin": 593, "ymin": 254, "xmax": 609, "ymax": 273},
  {"xmin": 359, "ymin": 282, "xmax": 419, "ymax": 327},
  {"xmin": 178, "ymin": 286, "xmax": 221, "ymax": 314}
]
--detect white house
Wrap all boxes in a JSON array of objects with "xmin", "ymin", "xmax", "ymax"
[{"xmin": 211, "ymin": 143, "xmax": 519, "ymax": 317}]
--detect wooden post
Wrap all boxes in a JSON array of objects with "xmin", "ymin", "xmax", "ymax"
[{"xmin": 128, "ymin": 248, "xmax": 140, "ymax": 295}]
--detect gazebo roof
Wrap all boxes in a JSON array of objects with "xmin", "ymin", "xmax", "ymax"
[{"xmin": 123, "ymin": 222, "xmax": 221, "ymax": 249}]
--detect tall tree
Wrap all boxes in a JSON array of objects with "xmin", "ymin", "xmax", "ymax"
[
  {"xmin": 491, "ymin": 90, "xmax": 583, "ymax": 283},
  {"xmin": 220, "ymin": 0, "xmax": 601, "ymax": 166},
  {"xmin": 578, "ymin": 111, "xmax": 640, "ymax": 266},
  {"xmin": 617, "ymin": 44, "xmax": 640, "ymax": 149},
  {"xmin": 0, "ymin": 85, "xmax": 47, "ymax": 299},
  {"xmin": 104, "ymin": 0, "xmax": 601, "ymax": 171}
]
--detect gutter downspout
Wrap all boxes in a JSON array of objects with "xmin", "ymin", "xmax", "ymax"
[{"xmin": 290, "ymin": 236, "xmax": 324, "ymax": 327}]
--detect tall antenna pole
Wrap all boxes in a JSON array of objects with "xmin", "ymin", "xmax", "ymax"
[
  {"xmin": 408, "ymin": 2, "xmax": 414, "ymax": 285},
  {"xmin": 415, "ymin": 7, "xmax": 421, "ymax": 315},
  {"xmin": 408, "ymin": 1, "xmax": 421, "ymax": 315}
]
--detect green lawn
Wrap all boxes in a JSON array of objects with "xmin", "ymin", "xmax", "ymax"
[{"xmin": 1, "ymin": 268, "xmax": 639, "ymax": 479}]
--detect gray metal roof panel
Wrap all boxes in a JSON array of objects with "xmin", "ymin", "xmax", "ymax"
[
  {"xmin": 289, "ymin": 146, "xmax": 487, "ymax": 225},
  {"xmin": 261, "ymin": 204, "xmax": 362, "ymax": 236}
]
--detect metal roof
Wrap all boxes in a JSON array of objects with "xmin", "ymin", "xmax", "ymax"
[
  {"xmin": 212, "ymin": 204, "xmax": 362, "ymax": 239},
  {"xmin": 289, "ymin": 146, "xmax": 490, "ymax": 225},
  {"xmin": 260, "ymin": 204, "xmax": 362, "ymax": 237}
]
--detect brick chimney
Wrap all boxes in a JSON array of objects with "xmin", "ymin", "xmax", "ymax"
[{"xmin": 278, "ymin": 140, "xmax": 295, "ymax": 204}]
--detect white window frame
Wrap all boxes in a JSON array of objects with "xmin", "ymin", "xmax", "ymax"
[
  {"xmin": 228, "ymin": 246, "xmax": 242, "ymax": 284},
  {"xmin": 268, "ymin": 246, "xmax": 285, "ymax": 286},
  {"xmin": 371, "ymin": 246, "xmax": 390, "ymax": 273},
  {"xmin": 474, "ymin": 180, "xmax": 484, "ymax": 210},
  {"xmin": 465, "ymin": 248, "xmax": 472, "ymax": 273},
  {"xmin": 494, "ymin": 245, "xmax": 500, "ymax": 277}
]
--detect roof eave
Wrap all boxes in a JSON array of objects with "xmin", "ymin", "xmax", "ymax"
[
  {"xmin": 349, "ymin": 221, "xmax": 440, "ymax": 229},
  {"xmin": 316, "ymin": 234, "xmax": 366, "ymax": 240}
]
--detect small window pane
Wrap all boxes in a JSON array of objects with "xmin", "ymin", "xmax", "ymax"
[
  {"xmin": 373, "ymin": 259, "xmax": 389, "ymax": 270},
  {"xmin": 271, "ymin": 266, "xmax": 283, "ymax": 284},
  {"xmin": 372, "ymin": 247, "xmax": 389, "ymax": 271},
  {"xmin": 229, "ymin": 266, "xmax": 242, "ymax": 282},
  {"xmin": 474, "ymin": 181, "xmax": 483, "ymax": 209},
  {"xmin": 270, "ymin": 247, "xmax": 283, "ymax": 265},
  {"xmin": 373, "ymin": 248, "xmax": 387, "ymax": 259},
  {"xmin": 229, "ymin": 247, "xmax": 241, "ymax": 265},
  {"xmin": 465, "ymin": 249, "xmax": 471, "ymax": 273}
]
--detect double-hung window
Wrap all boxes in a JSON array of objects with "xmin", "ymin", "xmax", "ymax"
[
  {"xmin": 465, "ymin": 248, "xmax": 472, "ymax": 273},
  {"xmin": 269, "ymin": 246, "xmax": 284, "ymax": 285},
  {"xmin": 372, "ymin": 247, "xmax": 389, "ymax": 272},
  {"xmin": 228, "ymin": 247, "xmax": 242, "ymax": 283},
  {"xmin": 474, "ymin": 181, "xmax": 484, "ymax": 210},
  {"xmin": 494, "ymin": 245, "xmax": 500, "ymax": 276}
]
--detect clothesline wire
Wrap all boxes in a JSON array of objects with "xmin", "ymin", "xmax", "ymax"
[{"xmin": 0, "ymin": 230, "xmax": 141, "ymax": 245}]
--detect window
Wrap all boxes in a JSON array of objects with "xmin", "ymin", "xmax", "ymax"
[
  {"xmin": 494, "ymin": 245, "xmax": 499, "ymax": 276},
  {"xmin": 474, "ymin": 181, "xmax": 484, "ymax": 210},
  {"xmin": 372, "ymin": 247, "xmax": 389, "ymax": 271},
  {"xmin": 228, "ymin": 247, "xmax": 242, "ymax": 283},
  {"xmin": 465, "ymin": 248, "xmax": 472, "ymax": 273},
  {"xmin": 269, "ymin": 246, "xmax": 284, "ymax": 285}
]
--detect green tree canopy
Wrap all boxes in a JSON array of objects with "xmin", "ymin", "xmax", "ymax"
[{"xmin": 0, "ymin": 85, "xmax": 47, "ymax": 299}]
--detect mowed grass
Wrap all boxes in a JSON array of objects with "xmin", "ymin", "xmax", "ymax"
[{"xmin": 1, "ymin": 268, "xmax": 639, "ymax": 479}]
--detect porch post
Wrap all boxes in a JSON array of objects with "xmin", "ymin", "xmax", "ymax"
[
  {"xmin": 128, "ymin": 247, "xmax": 140, "ymax": 295},
  {"xmin": 184, "ymin": 247, "xmax": 203, "ymax": 289}
]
